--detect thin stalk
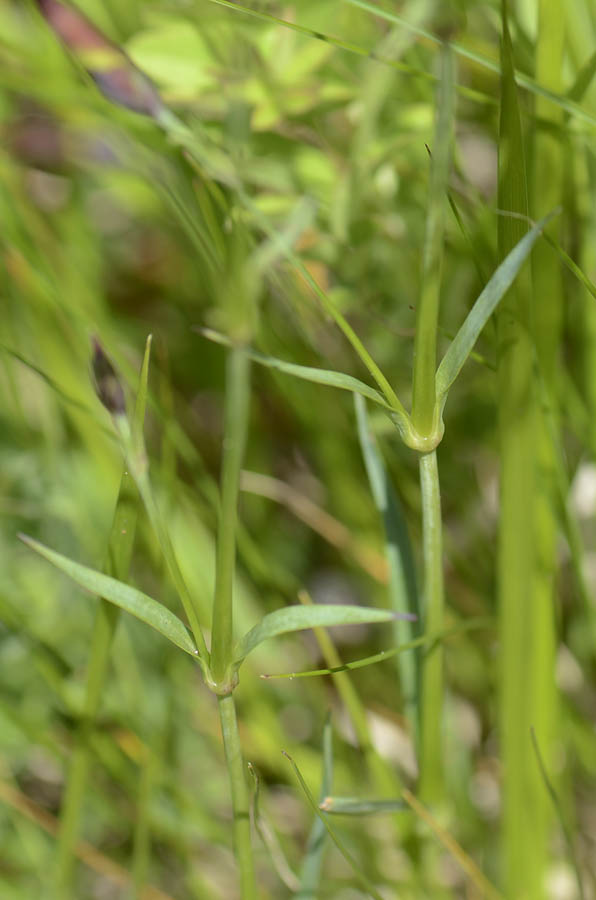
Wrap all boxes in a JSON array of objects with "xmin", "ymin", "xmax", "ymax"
[
  {"xmin": 528, "ymin": 0, "xmax": 565, "ymax": 887},
  {"xmin": 411, "ymin": 43, "xmax": 455, "ymax": 438},
  {"xmin": 418, "ymin": 450, "xmax": 444, "ymax": 804},
  {"xmin": 218, "ymin": 694, "xmax": 256, "ymax": 899},
  {"xmin": 210, "ymin": 347, "xmax": 251, "ymax": 687},
  {"xmin": 497, "ymin": 4, "xmax": 545, "ymax": 895}
]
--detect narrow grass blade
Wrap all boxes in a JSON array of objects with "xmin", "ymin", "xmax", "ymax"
[
  {"xmin": 234, "ymin": 604, "xmax": 408, "ymax": 666},
  {"xmin": 320, "ymin": 797, "xmax": 406, "ymax": 815},
  {"xmin": 530, "ymin": 728, "xmax": 585, "ymax": 900},
  {"xmin": 54, "ymin": 337, "xmax": 152, "ymax": 896},
  {"xmin": 567, "ymin": 48, "xmax": 596, "ymax": 102},
  {"xmin": 261, "ymin": 618, "xmax": 492, "ymax": 679},
  {"xmin": 19, "ymin": 536, "xmax": 199, "ymax": 658},
  {"xmin": 237, "ymin": 190, "xmax": 406, "ymax": 417},
  {"xmin": 435, "ymin": 208, "xmax": 559, "ymax": 406},
  {"xmin": 196, "ymin": 328, "xmax": 396, "ymax": 411},
  {"xmin": 296, "ymin": 714, "xmax": 333, "ymax": 899},
  {"xmin": 345, "ymin": 0, "xmax": 596, "ymax": 128},
  {"xmin": 248, "ymin": 764, "xmax": 299, "ymax": 892},
  {"xmin": 354, "ymin": 395, "xmax": 418, "ymax": 735},
  {"xmin": 402, "ymin": 789, "xmax": 504, "ymax": 900},
  {"xmin": 283, "ymin": 751, "xmax": 385, "ymax": 900}
]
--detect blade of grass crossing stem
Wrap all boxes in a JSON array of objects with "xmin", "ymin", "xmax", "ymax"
[
  {"xmin": 296, "ymin": 715, "xmax": 333, "ymax": 899},
  {"xmin": 284, "ymin": 751, "xmax": 385, "ymax": 900},
  {"xmin": 497, "ymin": 5, "xmax": 548, "ymax": 896},
  {"xmin": 354, "ymin": 395, "xmax": 419, "ymax": 741},
  {"xmin": 299, "ymin": 590, "xmax": 401, "ymax": 797},
  {"xmin": 54, "ymin": 337, "xmax": 151, "ymax": 899},
  {"xmin": 248, "ymin": 764, "xmax": 299, "ymax": 892},
  {"xmin": 530, "ymin": 728, "xmax": 586, "ymax": 900},
  {"xmin": 411, "ymin": 41, "xmax": 455, "ymax": 437},
  {"xmin": 530, "ymin": 0, "xmax": 564, "ymax": 890}
]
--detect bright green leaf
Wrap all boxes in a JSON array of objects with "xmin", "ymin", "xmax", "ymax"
[
  {"xmin": 435, "ymin": 208, "xmax": 559, "ymax": 407},
  {"xmin": 234, "ymin": 604, "xmax": 405, "ymax": 665},
  {"xmin": 19, "ymin": 536, "xmax": 200, "ymax": 659},
  {"xmin": 197, "ymin": 328, "xmax": 396, "ymax": 411}
]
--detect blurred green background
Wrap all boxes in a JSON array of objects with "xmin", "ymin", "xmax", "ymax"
[{"xmin": 1, "ymin": 0, "xmax": 596, "ymax": 897}]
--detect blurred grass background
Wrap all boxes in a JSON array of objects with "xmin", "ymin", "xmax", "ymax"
[{"xmin": 1, "ymin": 0, "xmax": 596, "ymax": 897}]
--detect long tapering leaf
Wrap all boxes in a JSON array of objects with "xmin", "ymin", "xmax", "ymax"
[
  {"xmin": 19, "ymin": 536, "xmax": 199, "ymax": 658},
  {"xmin": 435, "ymin": 208, "xmax": 559, "ymax": 406},
  {"xmin": 197, "ymin": 328, "xmax": 397, "ymax": 411},
  {"xmin": 296, "ymin": 715, "xmax": 333, "ymax": 899},
  {"xmin": 234, "ymin": 604, "xmax": 408, "ymax": 665}
]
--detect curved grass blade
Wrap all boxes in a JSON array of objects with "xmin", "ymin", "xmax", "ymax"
[
  {"xmin": 435, "ymin": 208, "xmax": 559, "ymax": 407},
  {"xmin": 345, "ymin": 0, "xmax": 596, "ymax": 128},
  {"xmin": 283, "ymin": 751, "xmax": 385, "ymax": 900},
  {"xmin": 197, "ymin": 328, "xmax": 397, "ymax": 411},
  {"xmin": 402, "ymin": 788, "xmax": 504, "ymax": 900},
  {"xmin": 55, "ymin": 336, "xmax": 152, "ymax": 895},
  {"xmin": 234, "ymin": 604, "xmax": 408, "ymax": 666},
  {"xmin": 260, "ymin": 617, "xmax": 492, "ymax": 679},
  {"xmin": 354, "ymin": 394, "xmax": 418, "ymax": 732},
  {"xmin": 296, "ymin": 714, "xmax": 333, "ymax": 899},
  {"xmin": 19, "ymin": 536, "xmax": 199, "ymax": 658},
  {"xmin": 530, "ymin": 728, "xmax": 586, "ymax": 900},
  {"xmin": 320, "ymin": 797, "xmax": 406, "ymax": 815},
  {"xmin": 248, "ymin": 764, "xmax": 300, "ymax": 892}
]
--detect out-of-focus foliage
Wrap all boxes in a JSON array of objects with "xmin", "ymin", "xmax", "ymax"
[{"xmin": 1, "ymin": 0, "xmax": 596, "ymax": 897}]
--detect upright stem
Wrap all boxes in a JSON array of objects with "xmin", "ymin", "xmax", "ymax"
[
  {"xmin": 497, "ymin": 5, "xmax": 546, "ymax": 895},
  {"xmin": 218, "ymin": 694, "xmax": 256, "ymax": 899},
  {"xmin": 418, "ymin": 450, "xmax": 444, "ymax": 803},
  {"xmin": 210, "ymin": 346, "xmax": 251, "ymax": 686},
  {"xmin": 411, "ymin": 44, "xmax": 455, "ymax": 438}
]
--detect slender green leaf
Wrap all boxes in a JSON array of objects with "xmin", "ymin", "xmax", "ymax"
[
  {"xmin": 435, "ymin": 208, "xmax": 559, "ymax": 405},
  {"xmin": 320, "ymin": 796, "xmax": 406, "ymax": 815},
  {"xmin": 261, "ymin": 617, "xmax": 492, "ymax": 679},
  {"xmin": 283, "ymin": 751, "xmax": 385, "ymax": 900},
  {"xmin": 296, "ymin": 715, "xmax": 333, "ymax": 899},
  {"xmin": 354, "ymin": 394, "xmax": 418, "ymax": 732},
  {"xmin": 19, "ymin": 536, "xmax": 199, "ymax": 658},
  {"xmin": 234, "ymin": 604, "xmax": 407, "ymax": 665},
  {"xmin": 197, "ymin": 328, "xmax": 397, "ymax": 411}
]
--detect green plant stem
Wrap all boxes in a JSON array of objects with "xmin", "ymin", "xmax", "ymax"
[
  {"xmin": 418, "ymin": 450, "xmax": 444, "ymax": 804},
  {"xmin": 497, "ymin": 4, "xmax": 546, "ymax": 895},
  {"xmin": 218, "ymin": 694, "xmax": 256, "ymax": 899},
  {"xmin": 210, "ymin": 347, "xmax": 251, "ymax": 687},
  {"xmin": 411, "ymin": 43, "xmax": 455, "ymax": 438}
]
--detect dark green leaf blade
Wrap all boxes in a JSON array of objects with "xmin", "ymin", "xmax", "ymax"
[{"xmin": 19, "ymin": 535, "xmax": 199, "ymax": 658}]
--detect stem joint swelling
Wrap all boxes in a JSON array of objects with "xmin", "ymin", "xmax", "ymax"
[
  {"xmin": 396, "ymin": 404, "xmax": 445, "ymax": 453},
  {"xmin": 205, "ymin": 666, "xmax": 239, "ymax": 697}
]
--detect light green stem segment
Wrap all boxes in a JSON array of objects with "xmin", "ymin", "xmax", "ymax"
[
  {"xmin": 210, "ymin": 347, "xmax": 251, "ymax": 688},
  {"xmin": 418, "ymin": 450, "xmax": 444, "ymax": 804},
  {"xmin": 497, "ymin": 3, "xmax": 548, "ymax": 896},
  {"xmin": 411, "ymin": 43, "xmax": 455, "ymax": 438},
  {"xmin": 218, "ymin": 694, "xmax": 256, "ymax": 899}
]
